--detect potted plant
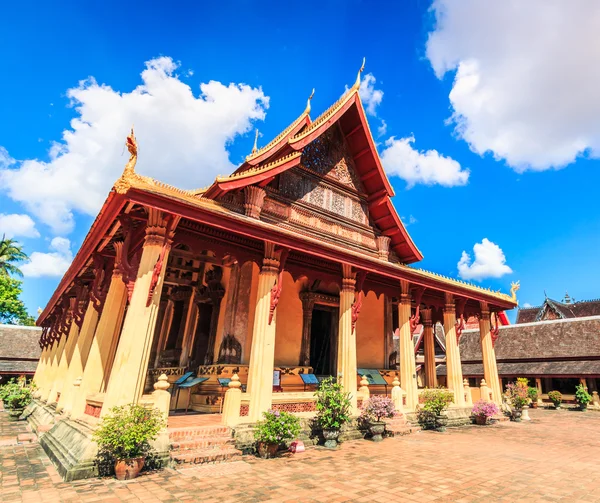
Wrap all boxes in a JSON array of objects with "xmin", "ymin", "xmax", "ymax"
[
  {"xmin": 359, "ymin": 395, "xmax": 396, "ymax": 441},
  {"xmin": 504, "ymin": 381, "xmax": 529, "ymax": 421},
  {"xmin": 0, "ymin": 378, "xmax": 33, "ymax": 421},
  {"xmin": 472, "ymin": 399, "xmax": 499, "ymax": 425},
  {"xmin": 417, "ymin": 388, "xmax": 454, "ymax": 432},
  {"xmin": 254, "ymin": 409, "xmax": 301, "ymax": 458},
  {"xmin": 575, "ymin": 384, "xmax": 592, "ymax": 411},
  {"xmin": 93, "ymin": 403, "xmax": 166, "ymax": 480},
  {"xmin": 527, "ymin": 387, "xmax": 539, "ymax": 408},
  {"xmin": 548, "ymin": 390, "xmax": 562, "ymax": 409},
  {"xmin": 315, "ymin": 377, "xmax": 351, "ymax": 448}
]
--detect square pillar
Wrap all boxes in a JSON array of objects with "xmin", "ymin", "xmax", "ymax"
[
  {"xmin": 247, "ymin": 242, "xmax": 283, "ymax": 422},
  {"xmin": 398, "ymin": 280, "xmax": 418, "ymax": 411},
  {"xmin": 338, "ymin": 264, "xmax": 358, "ymax": 413},
  {"xmin": 422, "ymin": 308, "xmax": 437, "ymax": 388},
  {"xmin": 443, "ymin": 294, "xmax": 465, "ymax": 407},
  {"xmin": 101, "ymin": 210, "xmax": 179, "ymax": 415},
  {"xmin": 479, "ymin": 302, "xmax": 502, "ymax": 404}
]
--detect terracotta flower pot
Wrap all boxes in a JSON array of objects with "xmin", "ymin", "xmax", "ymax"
[
  {"xmin": 114, "ymin": 457, "xmax": 145, "ymax": 480},
  {"xmin": 474, "ymin": 415, "xmax": 488, "ymax": 426},
  {"xmin": 531, "ymin": 402, "xmax": 538, "ymax": 409},
  {"xmin": 322, "ymin": 428, "xmax": 340, "ymax": 449},
  {"xmin": 367, "ymin": 421, "xmax": 386, "ymax": 442},
  {"xmin": 257, "ymin": 441, "xmax": 279, "ymax": 459}
]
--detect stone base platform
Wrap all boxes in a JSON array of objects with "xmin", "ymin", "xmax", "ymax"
[
  {"xmin": 405, "ymin": 406, "xmax": 474, "ymax": 428},
  {"xmin": 23, "ymin": 399, "xmax": 57, "ymax": 433}
]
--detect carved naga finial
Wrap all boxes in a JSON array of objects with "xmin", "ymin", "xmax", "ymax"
[
  {"xmin": 114, "ymin": 126, "xmax": 140, "ymax": 194},
  {"xmin": 252, "ymin": 129, "xmax": 259, "ymax": 154},
  {"xmin": 510, "ymin": 280, "xmax": 520, "ymax": 304},
  {"xmin": 304, "ymin": 88, "xmax": 315, "ymax": 115},
  {"xmin": 352, "ymin": 57, "xmax": 366, "ymax": 90}
]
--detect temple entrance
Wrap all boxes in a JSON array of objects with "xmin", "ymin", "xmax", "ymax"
[
  {"xmin": 190, "ymin": 303, "xmax": 213, "ymax": 368},
  {"xmin": 310, "ymin": 307, "xmax": 336, "ymax": 376}
]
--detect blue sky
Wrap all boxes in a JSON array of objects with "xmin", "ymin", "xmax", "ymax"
[{"xmin": 2, "ymin": 0, "xmax": 600, "ymax": 322}]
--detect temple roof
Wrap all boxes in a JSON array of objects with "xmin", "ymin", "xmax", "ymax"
[{"xmin": 516, "ymin": 296, "xmax": 600, "ymax": 324}]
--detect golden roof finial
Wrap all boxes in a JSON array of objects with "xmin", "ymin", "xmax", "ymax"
[
  {"xmin": 352, "ymin": 57, "xmax": 366, "ymax": 91},
  {"xmin": 304, "ymin": 88, "xmax": 315, "ymax": 115},
  {"xmin": 510, "ymin": 280, "xmax": 520, "ymax": 304},
  {"xmin": 252, "ymin": 129, "xmax": 259, "ymax": 154},
  {"xmin": 114, "ymin": 125, "xmax": 140, "ymax": 194}
]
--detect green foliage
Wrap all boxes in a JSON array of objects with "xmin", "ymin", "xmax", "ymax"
[
  {"xmin": 527, "ymin": 387, "xmax": 539, "ymax": 402},
  {"xmin": 419, "ymin": 388, "xmax": 454, "ymax": 416},
  {"xmin": 0, "ymin": 275, "xmax": 35, "ymax": 325},
  {"xmin": 0, "ymin": 236, "xmax": 28, "ymax": 278},
  {"xmin": 315, "ymin": 377, "xmax": 351, "ymax": 430},
  {"xmin": 254, "ymin": 410, "xmax": 301, "ymax": 444},
  {"xmin": 548, "ymin": 390, "xmax": 562, "ymax": 405},
  {"xmin": 575, "ymin": 385, "xmax": 592, "ymax": 407},
  {"xmin": 504, "ymin": 380, "xmax": 529, "ymax": 410},
  {"xmin": 0, "ymin": 376, "xmax": 34, "ymax": 410},
  {"xmin": 93, "ymin": 404, "xmax": 166, "ymax": 460}
]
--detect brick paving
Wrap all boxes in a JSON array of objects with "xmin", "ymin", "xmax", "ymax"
[{"xmin": 1, "ymin": 408, "xmax": 600, "ymax": 502}]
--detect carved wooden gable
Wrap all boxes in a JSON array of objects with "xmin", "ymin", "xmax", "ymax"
[{"xmin": 278, "ymin": 127, "xmax": 370, "ymax": 227}]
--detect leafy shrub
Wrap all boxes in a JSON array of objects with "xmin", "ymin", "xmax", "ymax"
[
  {"xmin": 0, "ymin": 377, "xmax": 34, "ymax": 410},
  {"xmin": 93, "ymin": 404, "xmax": 166, "ymax": 460},
  {"xmin": 420, "ymin": 388, "xmax": 454, "ymax": 416},
  {"xmin": 575, "ymin": 385, "xmax": 592, "ymax": 408},
  {"xmin": 504, "ymin": 380, "xmax": 529, "ymax": 410},
  {"xmin": 315, "ymin": 377, "xmax": 351, "ymax": 430},
  {"xmin": 472, "ymin": 399, "xmax": 499, "ymax": 418},
  {"xmin": 548, "ymin": 390, "xmax": 562, "ymax": 406},
  {"xmin": 527, "ymin": 387, "xmax": 539, "ymax": 402},
  {"xmin": 254, "ymin": 410, "xmax": 301, "ymax": 444},
  {"xmin": 360, "ymin": 395, "xmax": 396, "ymax": 423}
]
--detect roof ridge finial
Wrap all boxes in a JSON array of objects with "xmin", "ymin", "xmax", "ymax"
[
  {"xmin": 304, "ymin": 88, "xmax": 315, "ymax": 115},
  {"xmin": 352, "ymin": 57, "xmax": 366, "ymax": 91},
  {"xmin": 252, "ymin": 129, "xmax": 259, "ymax": 154},
  {"xmin": 124, "ymin": 125, "xmax": 138, "ymax": 175}
]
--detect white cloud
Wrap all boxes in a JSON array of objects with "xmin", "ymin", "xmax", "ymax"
[
  {"xmin": 426, "ymin": 0, "xmax": 600, "ymax": 171},
  {"xmin": 377, "ymin": 119, "xmax": 388, "ymax": 137},
  {"xmin": 21, "ymin": 237, "xmax": 73, "ymax": 278},
  {"xmin": 0, "ymin": 147, "xmax": 14, "ymax": 169},
  {"xmin": 522, "ymin": 303, "xmax": 533, "ymax": 308},
  {"xmin": 457, "ymin": 238, "xmax": 512, "ymax": 281},
  {"xmin": 380, "ymin": 135, "xmax": 469, "ymax": 188},
  {"xmin": 0, "ymin": 56, "xmax": 269, "ymax": 234},
  {"xmin": 358, "ymin": 73, "xmax": 384, "ymax": 116},
  {"xmin": 0, "ymin": 214, "xmax": 40, "ymax": 239}
]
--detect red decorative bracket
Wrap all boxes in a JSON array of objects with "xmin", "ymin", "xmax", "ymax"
[
  {"xmin": 269, "ymin": 248, "xmax": 289, "ymax": 325},
  {"xmin": 351, "ymin": 271, "xmax": 367, "ymax": 333},
  {"xmin": 410, "ymin": 287, "xmax": 425, "ymax": 333},
  {"xmin": 455, "ymin": 297, "xmax": 467, "ymax": 343},
  {"xmin": 490, "ymin": 312, "xmax": 500, "ymax": 347}
]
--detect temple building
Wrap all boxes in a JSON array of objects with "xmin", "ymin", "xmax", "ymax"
[
  {"xmin": 446, "ymin": 293, "xmax": 600, "ymax": 402},
  {"xmin": 29, "ymin": 66, "xmax": 517, "ymax": 480},
  {"xmin": 0, "ymin": 324, "xmax": 41, "ymax": 382}
]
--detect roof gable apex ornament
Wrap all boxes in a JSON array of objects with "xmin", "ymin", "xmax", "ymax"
[
  {"xmin": 304, "ymin": 88, "xmax": 315, "ymax": 115},
  {"xmin": 251, "ymin": 129, "xmax": 259, "ymax": 154},
  {"xmin": 510, "ymin": 281, "xmax": 520, "ymax": 305},
  {"xmin": 351, "ymin": 57, "xmax": 366, "ymax": 91},
  {"xmin": 113, "ymin": 126, "xmax": 146, "ymax": 194}
]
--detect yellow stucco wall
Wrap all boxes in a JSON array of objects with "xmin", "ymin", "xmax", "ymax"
[
  {"xmin": 356, "ymin": 291, "xmax": 384, "ymax": 368},
  {"xmin": 274, "ymin": 272, "xmax": 303, "ymax": 366}
]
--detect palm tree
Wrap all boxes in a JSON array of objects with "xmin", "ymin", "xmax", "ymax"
[{"xmin": 0, "ymin": 235, "xmax": 28, "ymax": 277}]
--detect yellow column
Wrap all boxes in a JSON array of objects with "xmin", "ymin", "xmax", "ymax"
[
  {"xmin": 70, "ymin": 267, "xmax": 127, "ymax": 419},
  {"xmin": 422, "ymin": 308, "xmax": 437, "ymax": 388},
  {"xmin": 48, "ymin": 315, "xmax": 81, "ymax": 406},
  {"xmin": 479, "ymin": 302, "xmax": 502, "ymax": 404},
  {"xmin": 42, "ymin": 333, "xmax": 68, "ymax": 403},
  {"xmin": 247, "ymin": 243, "xmax": 280, "ymax": 422},
  {"xmin": 443, "ymin": 294, "xmax": 465, "ymax": 406},
  {"xmin": 36, "ymin": 340, "xmax": 58, "ymax": 399},
  {"xmin": 101, "ymin": 210, "xmax": 178, "ymax": 415},
  {"xmin": 32, "ymin": 346, "xmax": 51, "ymax": 395},
  {"xmin": 338, "ymin": 264, "xmax": 358, "ymax": 413},
  {"xmin": 56, "ymin": 300, "xmax": 100, "ymax": 413},
  {"xmin": 398, "ymin": 280, "xmax": 418, "ymax": 411}
]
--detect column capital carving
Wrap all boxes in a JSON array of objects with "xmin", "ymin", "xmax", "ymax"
[
  {"xmin": 421, "ymin": 307, "xmax": 432, "ymax": 326},
  {"xmin": 399, "ymin": 279, "xmax": 411, "ymax": 305},
  {"xmin": 376, "ymin": 235, "xmax": 391, "ymax": 261},
  {"xmin": 144, "ymin": 209, "xmax": 180, "ymax": 247},
  {"xmin": 480, "ymin": 300, "xmax": 490, "ymax": 318},
  {"xmin": 243, "ymin": 185, "xmax": 266, "ymax": 219},
  {"xmin": 341, "ymin": 264, "xmax": 356, "ymax": 293}
]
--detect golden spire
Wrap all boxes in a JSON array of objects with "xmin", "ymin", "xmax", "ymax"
[
  {"xmin": 252, "ymin": 129, "xmax": 259, "ymax": 154},
  {"xmin": 114, "ymin": 126, "xmax": 141, "ymax": 194},
  {"xmin": 352, "ymin": 57, "xmax": 366, "ymax": 91},
  {"xmin": 304, "ymin": 88, "xmax": 315, "ymax": 115}
]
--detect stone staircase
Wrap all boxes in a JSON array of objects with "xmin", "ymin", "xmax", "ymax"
[
  {"xmin": 385, "ymin": 413, "xmax": 413, "ymax": 436},
  {"xmin": 169, "ymin": 424, "xmax": 242, "ymax": 467}
]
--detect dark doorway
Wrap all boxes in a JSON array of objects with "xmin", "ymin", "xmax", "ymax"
[
  {"xmin": 310, "ymin": 308, "xmax": 334, "ymax": 376},
  {"xmin": 190, "ymin": 303, "xmax": 213, "ymax": 367}
]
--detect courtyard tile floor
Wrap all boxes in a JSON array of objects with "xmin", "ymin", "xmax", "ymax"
[{"xmin": 1, "ymin": 408, "xmax": 600, "ymax": 502}]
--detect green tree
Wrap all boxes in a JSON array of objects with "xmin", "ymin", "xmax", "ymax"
[
  {"xmin": 0, "ymin": 275, "xmax": 35, "ymax": 325},
  {"xmin": 0, "ymin": 236, "xmax": 28, "ymax": 277}
]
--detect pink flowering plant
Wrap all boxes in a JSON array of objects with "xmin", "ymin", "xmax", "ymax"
[
  {"xmin": 360, "ymin": 395, "xmax": 396, "ymax": 423},
  {"xmin": 504, "ymin": 381, "xmax": 529, "ymax": 410},
  {"xmin": 472, "ymin": 399, "xmax": 499, "ymax": 419},
  {"xmin": 254, "ymin": 410, "xmax": 301, "ymax": 445}
]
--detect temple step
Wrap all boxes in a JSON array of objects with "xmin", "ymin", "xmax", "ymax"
[
  {"xmin": 170, "ymin": 436, "xmax": 235, "ymax": 451},
  {"xmin": 385, "ymin": 414, "xmax": 413, "ymax": 436},
  {"xmin": 171, "ymin": 447, "xmax": 242, "ymax": 465},
  {"xmin": 168, "ymin": 425, "xmax": 230, "ymax": 441}
]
